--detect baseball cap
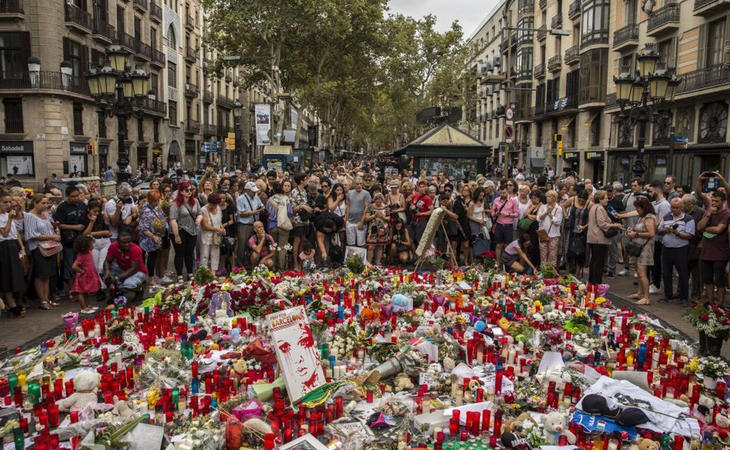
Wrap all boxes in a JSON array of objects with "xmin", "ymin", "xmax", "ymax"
[{"xmin": 244, "ymin": 181, "xmax": 259, "ymax": 192}]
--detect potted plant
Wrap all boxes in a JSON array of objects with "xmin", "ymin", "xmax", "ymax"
[
  {"xmin": 693, "ymin": 356, "xmax": 729, "ymax": 389},
  {"xmin": 540, "ymin": 264, "xmax": 559, "ymax": 285},
  {"xmin": 684, "ymin": 302, "xmax": 730, "ymax": 356}
]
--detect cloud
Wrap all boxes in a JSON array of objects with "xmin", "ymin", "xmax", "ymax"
[{"xmin": 387, "ymin": 0, "xmax": 501, "ymax": 37}]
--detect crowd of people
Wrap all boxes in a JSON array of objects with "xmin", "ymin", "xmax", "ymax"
[{"xmin": 0, "ymin": 160, "xmax": 727, "ymax": 320}]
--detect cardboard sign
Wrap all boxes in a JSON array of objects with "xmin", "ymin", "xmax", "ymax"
[{"xmin": 267, "ymin": 306, "xmax": 326, "ymax": 405}]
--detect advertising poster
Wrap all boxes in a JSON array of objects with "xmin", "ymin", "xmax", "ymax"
[
  {"xmin": 266, "ymin": 306, "xmax": 326, "ymax": 405},
  {"xmin": 5, "ymin": 155, "xmax": 33, "ymax": 176},
  {"xmin": 255, "ymin": 103, "xmax": 272, "ymax": 146}
]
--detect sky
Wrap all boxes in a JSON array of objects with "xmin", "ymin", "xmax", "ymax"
[{"xmin": 387, "ymin": 0, "xmax": 501, "ymax": 38}]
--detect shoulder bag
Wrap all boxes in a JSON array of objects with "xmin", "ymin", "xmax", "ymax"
[
  {"xmin": 276, "ymin": 196, "xmax": 293, "ymax": 231},
  {"xmin": 595, "ymin": 207, "xmax": 619, "ymax": 238},
  {"xmin": 626, "ymin": 217, "xmax": 649, "ymax": 257},
  {"xmin": 490, "ymin": 198, "xmax": 509, "ymax": 236},
  {"xmin": 39, "ymin": 240, "xmax": 62, "ymax": 257},
  {"xmin": 204, "ymin": 208, "xmax": 223, "ymax": 246}
]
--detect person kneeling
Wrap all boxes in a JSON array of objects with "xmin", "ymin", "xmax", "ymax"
[
  {"xmin": 501, "ymin": 233, "xmax": 538, "ymax": 274},
  {"xmin": 103, "ymin": 230, "xmax": 148, "ymax": 302},
  {"xmin": 248, "ymin": 221, "xmax": 275, "ymax": 269}
]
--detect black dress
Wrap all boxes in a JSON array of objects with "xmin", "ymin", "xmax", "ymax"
[{"xmin": 567, "ymin": 206, "xmax": 589, "ymax": 266}]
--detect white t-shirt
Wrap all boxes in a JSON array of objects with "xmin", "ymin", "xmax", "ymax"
[
  {"xmin": 104, "ymin": 198, "xmax": 135, "ymax": 240},
  {"xmin": 0, "ymin": 212, "xmax": 18, "ymax": 241},
  {"xmin": 537, "ymin": 203, "xmax": 563, "ymax": 238}
]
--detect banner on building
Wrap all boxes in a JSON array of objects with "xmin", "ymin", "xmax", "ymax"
[{"xmin": 255, "ymin": 104, "xmax": 272, "ymax": 146}]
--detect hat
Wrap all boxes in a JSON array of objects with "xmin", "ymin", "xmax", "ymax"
[{"xmin": 244, "ymin": 181, "xmax": 259, "ymax": 192}]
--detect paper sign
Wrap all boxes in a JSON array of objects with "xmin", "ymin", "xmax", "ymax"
[
  {"xmin": 419, "ymin": 372, "xmax": 437, "ymax": 388},
  {"xmin": 537, "ymin": 351, "xmax": 565, "ymax": 374},
  {"xmin": 267, "ymin": 306, "xmax": 326, "ymax": 405}
]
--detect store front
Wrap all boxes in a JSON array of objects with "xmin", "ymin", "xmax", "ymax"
[
  {"xmin": 585, "ymin": 151, "xmax": 605, "ymax": 185},
  {"xmin": 608, "ymin": 147, "xmax": 728, "ymax": 187},
  {"xmin": 69, "ymin": 142, "xmax": 88, "ymax": 176},
  {"xmin": 0, "ymin": 141, "xmax": 34, "ymax": 178},
  {"xmin": 563, "ymin": 152, "xmax": 580, "ymax": 176}
]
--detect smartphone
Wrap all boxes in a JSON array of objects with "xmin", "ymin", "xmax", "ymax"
[{"xmin": 705, "ymin": 177, "xmax": 719, "ymax": 192}]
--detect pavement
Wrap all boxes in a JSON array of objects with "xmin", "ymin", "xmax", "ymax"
[{"xmin": 1, "ymin": 266, "xmax": 726, "ymax": 359}]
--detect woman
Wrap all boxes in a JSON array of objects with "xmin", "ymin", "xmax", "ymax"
[
  {"xmin": 587, "ymin": 190, "xmax": 623, "ymax": 285},
  {"xmin": 200, "ymin": 193, "xmax": 225, "ymax": 272},
  {"xmin": 291, "ymin": 173, "xmax": 314, "ymax": 271},
  {"xmin": 389, "ymin": 218, "xmax": 412, "ymax": 264},
  {"xmin": 320, "ymin": 179, "xmax": 332, "ymax": 200},
  {"xmin": 197, "ymin": 179, "xmax": 215, "ymax": 206},
  {"xmin": 364, "ymin": 193, "xmax": 390, "ymax": 265},
  {"xmin": 566, "ymin": 190, "xmax": 590, "ymax": 279},
  {"xmin": 138, "ymin": 190, "xmax": 166, "ymax": 281},
  {"xmin": 387, "ymin": 182, "xmax": 406, "ymax": 224},
  {"xmin": 467, "ymin": 187, "xmax": 490, "ymax": 242},
  {"xmin": 453, "ymin": 185, "xmax": 473, "ymax": 265},
  {"xmin": 24, "ymin": 195, "xmax": 60, "ymax": 310},
  {"xmin": 156, "ymin": 183, "xmax": 174, "ymax": 280},
  {"xmin": 626, "ymin": 197, "xmax": 656, "ymax": 305},
  {"xmin": 501, "ymin": 233, "xmax": 538, "ymax": 274},
  {"xmin": 149, "ymin": 178, "xmax": 161, "ymax": 192},
  {"xmin": 217, "ymin": 189, "xmax": 236, "ymax": 273},
  {"xmin": 537, "ymin": 190, "xmax": 564, "ymax": 268},
  {"xmin": 170, "ymin": 181, "xmax": 201, "ymax": 281},
  {"xmin": 506, "ymin": 179, "xmax": 518, "ymax": 198},
  {"xmin": 517, "ymin": 184, "xmax": 531, "ymax": 220},
  {"xmin": 266, "ymin": 181, "xmax": 293, "ymax": 271},
  {"xmin": 327, "ymin": 183, "xmax": 347, "ymax": 252},
  {"xmin": 82, "ymin": 199, "xmax": 111, "ymax": 275},
  {"xmin": 0, "ymin": 193, "xmax": 26, "ymax": 316}
]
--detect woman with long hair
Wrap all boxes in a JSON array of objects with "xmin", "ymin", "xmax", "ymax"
[
  {"xmin": 83, "ymin": 199, "xmax": 111, "ymax": 275},
  {"xmin": 24, "ymin": 195, "xmax": 61, "ymax": 310},
  {"xmin": 0, "ymin": 193, "xmax": 26, "ymax": 316},
  {"xmin": 454, "ymin": 184, "xmax": 473, "ymax": 265},
  {"xmin": 626, "ymin": 197, "xmax": 656, "ymax": 305},
  {"xmin": 169, "ymin": 181, "xmax": 201, "ymax": 280},
  {"xmin": 200, "ymin": 193, "xmax": 225, "ymax": 272},
  {"xmin": 566, "ymin": 190, "xmax": 590, "ymax": 279},
  {"xmin": 327, "ymin": 183, "xmax": 347, "ymax": 251},
  {"xmin": 389, "ymin": 218, "xmax": 412, "ymax": 264},
  {"xmin": 138, "ymin": 189, "xmax": 166, "ymax": 280},
  {"xmin": 266, "ymin": 181, "xmax": 293, "ymax": 271}
]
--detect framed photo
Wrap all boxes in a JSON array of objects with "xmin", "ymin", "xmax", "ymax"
[
  {"xmin": 266, "ymin": 306, "xmax": 326, "ymax": 405},
  {"xmin": 345, "ymin": 245, "xmax": 368, "ymax": 263},
  {"xmin": 278, "ymin": 434, "xmax": 328, "ymax": 450}
]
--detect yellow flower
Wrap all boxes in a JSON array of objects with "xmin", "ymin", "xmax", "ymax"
[
  {"xmin": 689, "ymin": 357, "xmax": 699, "ymax": 372},
  {"xmin": 595, "ymin": 296, "xmax": 607, "ymax": 305}
]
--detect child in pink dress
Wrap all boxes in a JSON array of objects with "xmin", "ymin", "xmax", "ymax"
[{"xmin": 72, "ymin": 235, "xmax": 101, "ymax": 314}]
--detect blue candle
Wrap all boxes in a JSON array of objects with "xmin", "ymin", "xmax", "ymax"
[{"xmin": 329, "ymin": 356, "xmax": 336, "ymax": 378}]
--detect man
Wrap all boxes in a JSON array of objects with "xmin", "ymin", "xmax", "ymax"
[
  {"xmin": 682, "ymin": 194, "xmax": 705, "ymax": 300},
  {"xmin": 697, "ymin": 190, "xmax": 730, "ymax": 304},
  {"xmin": 104, "ymin": 166, "xmax": 115, "ymax": 182},
  {"xmin": 54, "ymin": 185, "xmax": 87, "ymax": 297},
  {"xmin": 248, "ymin": 221, "xmax": 275, "ymax": 269},
  {"xmin": 648, "ymin": 180, "xmax": 671, "ymax": 294},
  {"xmin": 657, "ymin": 198, "xmax": 694, "ymax": 305},
  {"xmin": 484, "ymin": 180, "xmax": 497, "ymax": 207},
  {"xmin": 236, "ymin": 181, "xmax": 264, "ymax": 267},
  {"xmin": 408, "ymin": 180, "xmax": 434, "ymax": 243},
  {"xmin": 616, "ymin": 178, "xmax": 645, "ymax": 276},
  {"xmin": 664, "ymin": 175, "xmax": 680, "ymax": 201},
  {"xmin": 584, "ymin": 179, "xmax": 597, "ymax": 195},
  {"xmin": 103, "ymin": 230, "xmax": 148, "ymax": 301},
  {"xmin": 104, "ymin": 183, "xmax": 137, "ymax": 241},
  {"xmin": 346, "ymin": 177, "xmax": 371, "ymax": 247},
  {"xmin": 605, "ymin": 182, "xmax": 626, "ymax": 278},
  {"xmin": 491, "ymin": 183, "xmax": 519, "ymax": 267},
  {"xmin": 314, "ymin": 212, "xmax": 345, "ymax": 264}
]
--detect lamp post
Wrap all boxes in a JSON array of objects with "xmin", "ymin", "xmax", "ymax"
[
  {"xmin": 613, "ymin": 45, "xmax": 681, "ymax": 179},
  {"xmin": 86, "ymin": 45, "xmax": 150, "ymax": 183},
  {"xmin": 233, "ymin": 100, "xmax": 243, "ymax": 168}
]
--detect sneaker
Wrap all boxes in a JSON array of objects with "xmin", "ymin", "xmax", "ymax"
[
  {"xmin": 606, "ymin": 271, "xmax": 615, "ymax": 279},
  {"xmin": 633, "ymin": 272, "xmax": 638, "ymax": 278},
  {"xmin": 649, "ymin": 285, "xmax": 661, "ymax": 295},
  {"xmin": 617, "ymin": 269, "xmax": 627, "ymax": 276}
]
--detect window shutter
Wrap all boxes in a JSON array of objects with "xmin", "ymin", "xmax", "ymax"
[
  {"xmin": 724, "ymin": 15, "xmax": 730, "ymax": 65},
  {"xmin": 698, "ymin": 24, "xmax": 707, "ymax": 69}
]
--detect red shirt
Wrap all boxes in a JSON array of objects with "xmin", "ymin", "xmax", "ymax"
[
  {"xmin": 107, "ymin": 242, "xmax": 148, "ymax": 274},
  {"xmin": 412, "ymin": 193, "xmax": 433, "ymax": 220}
]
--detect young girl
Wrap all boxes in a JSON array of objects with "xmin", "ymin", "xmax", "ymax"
[
  {"xmin": 72, "ymin": 235, "xmax": 101, "ymax": 314},
  {"xmin": 299, "ymin": 239, "xmax": 316, "ymax": 273}
]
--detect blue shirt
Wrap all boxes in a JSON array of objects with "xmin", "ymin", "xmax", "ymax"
[
  {"xmin": 658, "ymin": 213, "xmax": 694, "ymax": 248},
  {"xmin": 236, "ymin": 193, "xmax": 263, "ymax": 225}
]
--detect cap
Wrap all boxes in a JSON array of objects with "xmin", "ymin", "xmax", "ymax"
[{"xmin": 244, "ymin": 181, "xmax": 259, "ymax": 192}]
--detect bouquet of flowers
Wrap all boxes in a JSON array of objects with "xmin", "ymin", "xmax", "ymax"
[
  {"xmin": 694, "ymin": 356, "xmax": 729, "ymax": 379},
  {"xmin": 684, "ymin": 302, "xmax": 730, "ymax": 339},
  {"xmin": 329, "ymin": 321, "xmax": 364, "ymax": 359},
  {"xmin": 151, "ymin": 217, "xmax": 167, "ymax": 235}
]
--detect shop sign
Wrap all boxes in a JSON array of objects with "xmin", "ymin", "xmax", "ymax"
[{"xmin": 0, "ymin": 141, "xmax": 32, "ymax": 154}]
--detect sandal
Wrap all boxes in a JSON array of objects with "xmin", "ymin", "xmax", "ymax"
[
  {"xmin": 39, "ymin": 301, "xmax": 53, "ymax": 310},
  {"xmin": 627, "ymin": 293, "xmax": 641, "ymax": 299},
  {"xmin": 635, "ymin": 298, "xmax": 651, "ymax": 305},
  {"xmin": 49, "ymin": 300, "xmax": 61, "ymax": 307}
]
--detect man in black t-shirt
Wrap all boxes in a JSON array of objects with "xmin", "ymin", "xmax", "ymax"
[
  {"xmin": 314, "ymin": 212, "xmax": 345, "ymax": 265},
  {"xmin": 54, "ymin": 185, "xmax": 88, "ymax": 297}
]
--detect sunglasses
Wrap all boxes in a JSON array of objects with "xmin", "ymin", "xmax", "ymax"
[{"xmin": 183, "ymin": 188, "xmax": 193, "ymax": 192}]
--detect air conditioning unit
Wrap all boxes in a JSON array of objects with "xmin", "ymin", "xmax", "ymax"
[{"xmin": 493, "ymin": 56, "xmax": 501, "ymax": 67}]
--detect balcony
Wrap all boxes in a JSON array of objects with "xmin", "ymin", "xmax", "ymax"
[
  {"xmin": 184, "ymin": 83, "xmax": 199, "ymax": 98},
  {"xmin": 534, "ymin": 103, "xmax": 546, "ymax": 116},
  {"xmin": 540, "ymin": 0, "xmax": 547, "ymax": 9},
  {"xmin": 0, "ymin": 0, "xmax": 24, "ymax": 19},
  {"xmin": 150, "ymin": 1, "xmax": 162, "ymax": 22},
  {"xmin": 694, "ymin": 0, "xmax": 730, "ymax": 15},
  {"xmin": 546, "ymin": 95, "xmax": 578, "ymax": 113},
  {"xmin": 612, "ymin": 24, "xmax": 639, "ymax": 51},
  {"xmin": 142, "ymin": 98, "xmax": 167, "ymax": 116},
  {"xmin": 676, "ymin": 65, "xmax": 730, "ymax": 95},
  {"xmin": 117, "ymin": 30, "xmax": 136, "ymax": 52},
  {"xmin": 515, "ymin": 68, "xmax": 533, "ymax": 83},
  {"xmin": 548, "ymin": 55, "xmax": 562, "ymax": 72},
  {"xmin": 516, "ymin": 32, "xmax": 534, "ymax": 46},
  {"xmin": 518, "ymin": 2, "xmax": 534, "ymax": 18},
  {"xmin": 134, "ymin": 39, "xmax": 152, "ymax": 61},
  {"xmin": 647, "ymin": 3, "xmax": 679, "ymax": 36},
  {"xmin": 217, "ymin": 95, "xmax": 235, "ymax": 109},
  {"xmin": 0, "ymin": 70, "xmax": 90, "ymax": 97},
  {"xmin": 185, "ymin": 46, "xmax": 197, "ymax": 63},
  {"xmin": 186, "ymin": 13, "xmax": 196, "ymax": 30},
  {"xmin": 537, "ymin": 24, "xmax": 547, "ymax": 41},
  {"xmin": 605, "ymin": 93, "xmax": 617, "ymax": 108},
  {"xmin": 92, "ymin": 18, "xmax": 116, "ymax": 44},
  {"xmin": 185, "ymin": 119, "xmax": 200, "ymax": 134},
  {"xmin": 203, "ymin": 89, "xmax": 213, "ymax": 104},
  {"xmin": 565, "ymin": 45, "xmax": 580, "ymax": 64},
  {"xmin": 551, "ymin": 14, "xmax": 562, "ymax": 29},
  {"xmin": 133, "ymin": 0, "xmax": 147, "ymax": 12},
  {"xmin": 150, "ymin": 48, "xmax": 165, "ymax": 68},
  {"xmin": 64, "ymin": 4, "xmax": 92, "ymax": 34},
  {"xmin": 203, "ymin": 123, "xmax": 216, "ymax": 137},
  {"xmin": 568, "ymin": 0, "xmax": 581, "ymax": 18},
  {"xmin": 534, "ymin": 63, "xmax": 546, "ymax": 79}
]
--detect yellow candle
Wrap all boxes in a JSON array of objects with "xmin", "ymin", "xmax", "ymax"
[{"xmin": 17, "ymin": 372, "xmax": 26, "ymax": 387}]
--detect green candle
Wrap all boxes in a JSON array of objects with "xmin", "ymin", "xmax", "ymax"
[
  {"xmin": 13, "ymin": 427, "xmax": 24, "ymax": 450},
  {"xmin": 28, "ymin": 382, "xmax": 40, "ymax": 405},
  {"xmin": 8, "ymin": 374, "xmax": 17, "ymax": 392}
]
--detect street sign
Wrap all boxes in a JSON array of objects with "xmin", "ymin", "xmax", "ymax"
[
  {"xmin": 505, "ymin": 106, "xmax": 514, "ymax": 121},
  {"xmin": 504, "ymin": 125, "xmax": 513, "ymax": 143}
]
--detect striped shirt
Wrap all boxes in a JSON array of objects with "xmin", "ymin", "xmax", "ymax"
[{"xmin": 23, "ymin": 211, "xmax": 55, "ymax": 251}]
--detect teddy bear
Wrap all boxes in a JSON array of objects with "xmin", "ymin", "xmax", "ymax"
[
  {"xmin": 393, "ymin": 373, "xmax": 414, "ymax": 392},
  {"xmin": 463, "ymin": 379, "xmax": 482, "ymax": 403},
  {"xmin": 111, "ymin": 395, "xmax": 136, "ymax": 420},
  {"xmin": 541, "ymin": 411, "xmax": 576, "ymax": 445},
  {"xmin": 502, "ymin": 412, "xmax": 538, "ymax": 434},
  {"xmin": 56, "ymin": 371, "xmax": 100, "ymax": 411},
  {"xmin": 695, "ymin": 394, "xmax": 716, "ymax": 424},
  {"xmin": 629, "ymin": 436, "xmax": 660, "ymax": 450}
]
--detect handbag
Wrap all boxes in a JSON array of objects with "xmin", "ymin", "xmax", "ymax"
[
  {"xmin": 275, "ymin": 197, "xmax": 293, "ymax": 231},
  {"xmin": 626, "ymin": 239, "xmax": 648, "ymax": 257},
  {"xmin": 594, "ymin": 207, "xmax": 619, "ymax": 238},
  {"xmin": 517, "ymin": 217, "xmax": 534, "ymax": 232},
  {"xmin": 473, "ymin": 236, "xmax": 491, "ymax": 257},
  {"xmin": 491, "ymin": 198, "xmax": 509, "ymax": 236},
  {"xmin": 39, "ymin": 240, "xmax": 62, "ymax": 257},
  {"xmin": 537, "ymin": 229, "xmax": 549, "ymax": 242}
]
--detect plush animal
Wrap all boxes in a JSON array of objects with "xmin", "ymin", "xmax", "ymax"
[
  {"xmin": 393, "ymin": 373, "xmax": 414, "ymax": 392},
  {"xmin": 56, "ymin": 371, "xmax": 100, "ymax": 411},
  {"xmin": 696, "ymin": 394, "xmax": 716, "ymax": 424},
  {"xmin": 463, "ymin": 379, "xmax": 482, "ymax": 403},
  {"xmin": 502, "ymin": 412, "xmax": 538, "ymax": 434},
  {"xmin": 392, "ymin": 294, "xmax": 413, "ymax": 313},
  {"xmin": 715, "ymin": 411, "xmax": 730, "ymax": 439},
  {"xmin": 443, "ymin": 356, "xmax": 455, "ymax": 371},
  {"xmin": 111, "ymin": 395, "xmax": 136, "ymax": 420},
  {"xmin": 541, "ymin": 411, "xmax": 576, "ymax": 445},
  {"xmin": 629, "ymin": 436, "xmax": 660, "ymax": 450}
]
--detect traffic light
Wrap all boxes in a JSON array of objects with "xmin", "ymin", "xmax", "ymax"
[{"xmin": 554, "ymin": 133, "xmax": 563, "ymax": 156}]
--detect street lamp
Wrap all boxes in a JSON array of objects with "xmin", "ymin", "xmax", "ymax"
[
  {"xmin": 233, "ymin": 100, "xmax": 243, "ymax": 167},
  {"xmin": 86, "ymin": 46, "xmax": 149, "ymax": 182},
  {"xmin": 612, "ymin": 45, "xmax": 682, "ymax": 177}
]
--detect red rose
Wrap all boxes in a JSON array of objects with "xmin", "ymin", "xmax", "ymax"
[{"xmin": 702, "ymin": 314, "xmax": 710, "ymax": 321}]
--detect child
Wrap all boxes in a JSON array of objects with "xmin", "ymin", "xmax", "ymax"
[
  {"xmin": 72, "ymin": 235, "xmax": 101, "ymax": 314},
  {"xmin": 299, "ymin": 239, "xmax": 316, "ymax": 273}
]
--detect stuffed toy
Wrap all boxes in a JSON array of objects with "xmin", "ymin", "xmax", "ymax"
[
  {"xmin": 714, "ymin": 410, "xmax": 730, "ymax": 439},
  {"xmin": 394, "ymin": 373, "xmax": 414, "ymax": 392},
  {"xmin": 629, "ymin": 436, "xmax": 660, "ymax": 450},
  {"xmin": 541, "ymin": 411, "xmax": 576, "ymax": 445},
  {"xmin": 463, "ymin": 379, "xmax": 482, "ymax": 403},
  {"xmin": 502, "ymin": 412, "xmax": 538, "ymax": 434},
  {"xmin": 696, "ymin": 394, "xmax": 716, "ymax": 424},
  {"xmin": 56, "ymin": 371, "xmax": 100, "ymax": 411},
  {"xmin": 111, "ymin": 395, "xmax": 136, "ymax": 420}
]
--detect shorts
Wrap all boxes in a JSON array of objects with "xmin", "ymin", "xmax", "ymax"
[
  {"xmin": 291, "ymin": 224, "xmax": 308, "ymax": 238},
  {"xmin": 502, "ymin": 252, "xmax": 519, "ymax": 269},
  {"xmin": 346, "ymin": 222, "xmax": 367, "ymax": 247},
  {"xmin": 494, "ymin": 223, "xmax": 514, "ymax": 245},
  {"xmin": 62, "ymin": 247, "xmax": 76, "ymax": 281},
  {"xmin": 702, "ymin": 259, "xmax": 728, "ymax": 287}
]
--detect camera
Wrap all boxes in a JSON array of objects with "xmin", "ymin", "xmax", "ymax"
[{"xmin": 118, "ymin": 196, "xmax": 133, "ymax": 205}]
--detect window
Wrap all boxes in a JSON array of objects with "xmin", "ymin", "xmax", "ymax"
[
  {"xmin": 150, "ymin": 72, "xmax": 159, "ymax": 95},
  {"xmin": 153, "ymin": 119, "xmax": 159, "ymax": 142},
  {"xmin": 63, "ymin": 38, "xmax": 88, "ymax": 78},
  {"xmin": 169, "ymin": 100, "xmax": 177, "ymax": 124},
  {"xmin": 117, "ymin": 5, "xmax": 125, "ymax": 33},
  {"xmin": 0, "ymin": 32, "xmax": 30, "ymax": 74},
  {"xmin": 134, "ymin": 16, "xmax": 141, "ymax": 40},
  {"xmin": 581, "ymin": 0, "xmax": 609, "ymax": 47},
  {"xmin": 620, "ymin": 53, "xmax": 635, "ymax": 73},
  {"xmin": 708, "ymin": 18, "xmax": 725, "ymax": 67},
  {"xmin": 547, "ymin": 77, "xmax": 560, "ymax": 104},
  {"xmin": 73, "ymin": 102, "xmax": 83, "ymax": 135},
  {"xmin": 91, "ymin": 49, "xmax": 105, "ymax": 68},
  {"xmin": 566, "ymin": 69, "xmax": 579, "ymax": 103},
  {"xmin": 167, "ymin": 24, "xmax": 176, "ymax": 49},
  {"xmin": 590, "ymin": 114, "xmax": 601, "ymax": 146},
  {"xmin": 515, "ymin": 47, "xmax": 533, "ymax": 76},
  {"xmin": 625, "ymin": 0, "xmax": 637, "ymax": 25},
  {"xmin": 137, "ymin": 118, "xmax": 144, "ymax": 141},
  {"xmin": 540, "ymin": 45, "xmax": 546, "ymax": 65},
  {"xmin": 0, "ymin": 141, "xmax": 33, "ymax": 177},
  {"xmin": 657, "ymin": 39, "xmax": 676, "ymax": 70},
  {"xmin": 151, "ymin": 27, "xmax": 157, "ymax": 50},
  {"xmin": 3, "ymin": 98, "xmax": 22, "ymax": 133},
  {"xmin": 168, "ymin": 61, "xmax": 176, "ymax": 87},
  {"xmin": 579, "ymin": 48, "xmax": 607, "ymax": 104},
  {"xmin": 98, "ymin": 112, "xmax": 106, "ymax": 138},
  {"xmin": 516, "ymin": 18, "xmax": 533, "ymax": 43},
  {"xmin": 535, "ymin": 83, "xmax": 545, "ymax": 106},
  {"xmin": 185, "ymin": 139, "xmax": 196, "ymax": 155}
]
